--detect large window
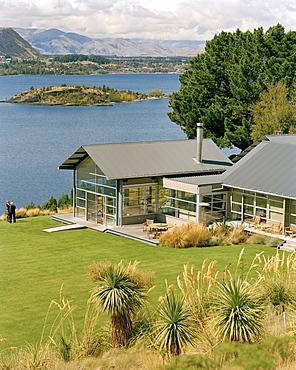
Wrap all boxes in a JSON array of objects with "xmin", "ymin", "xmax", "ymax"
[
  {"xmin": 158, "ymin": 187, "xmax": 197, "ymax": 221},
  {"xmin": 230, "ymin": 189, "xmax": 284, "ymax": 223},
  {"xmin": 201, "ymin": 193, "xmax": 227, "ymax": 223},
  {"xmin": 122, "ymin": 185, "xmax": 156, "ymax": 216},
  {"xmin": 290, "ymin": 200, "xmax": 296, "ymax": 225},
  {"xmin": 75, "ymin": 158, "xmax": 117, "ymax": 225},
  {"xmin": 159, "ymin": 187, "xmax": 227, "ymax": 223}
]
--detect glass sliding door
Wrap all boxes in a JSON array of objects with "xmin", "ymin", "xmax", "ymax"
[
  {"xmin": 97, "ymin": 195, "xmax": 104, "ymax": 224},
  {"xmin": 87, "ymin": 192, "xmax": 98, "ymax": 223}
]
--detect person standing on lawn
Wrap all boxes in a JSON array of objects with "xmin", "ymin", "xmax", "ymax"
[
  {"xmin": 9, "ymin": 202, "xmax": 16, "ymax": 223},
  {"xmin": 6, "ymin": 200, "xmax": 11, "ymax": 222}
]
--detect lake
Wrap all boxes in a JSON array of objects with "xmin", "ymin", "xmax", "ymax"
[{"xmin": 0, "ymin": 74, "xmax": 188, "ymax": 209}]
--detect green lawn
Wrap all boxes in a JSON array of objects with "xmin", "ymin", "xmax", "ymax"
[{"xmin": 0, "ymin": 216, "xmax": 278, "ymax": 349}]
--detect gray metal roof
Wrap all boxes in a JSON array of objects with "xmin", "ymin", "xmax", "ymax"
[
  {"xmin": 266, "ymin": 134, "xmax": 296, "ymax": 144},
  {"xmin": 233, "ymin": 134, "xmax": 296, "ymax": 162},
  {"xmin": 222, "ymin": 141, "xmax": 296, "ymax": 199},
  {"xmin": 59, "ymin": 139, "xmax": 232, "ymax": 179}
]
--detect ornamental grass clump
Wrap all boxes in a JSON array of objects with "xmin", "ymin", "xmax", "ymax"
[
  {"xmin": 209, "ymin": 222, "xmax": 247, "ymax": 245},
  {"xmin": 246, "ymin": 233, "xmax": 280, "ymax": 246},
  {"xmin": 256, "ymin": 252, "xmax": 296, "ymax": 333},
  {"xmin": 177, "ymin": 261, "xmax": 219, "ymax": 326},
  {"xmin": 159, "ymin": 223, "xmax": 211, "ymax": 248},
  {"xmin": 226, "ymin": 224, "xmax": 248, "ymax": 245}
]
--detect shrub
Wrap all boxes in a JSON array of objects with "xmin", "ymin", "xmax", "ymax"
[
  {"xmin": 213, "ymin": 342, "xmax": 277, "ymax": 370},
  {"xmin": 209, "ymin": 236, "xmax": 228, "ymax": 246},
  {"xmin": 15, "ymin": 207, "xmax": 28, "ymax": 218},
  {"xmin": 57, "ymin": 205, "xmax": 73, "ymax": 214},
  {"xmin": 42, "ymin": 196, "xmax": 58, "ymax": 212},
  {"xmin": 57, "ymin": 192, "xmax": 72, "ymax": 209},
  {"xmin": 177, "ymin": 261, "xmax": 219, "ymax": 328},
  {"xmin": 89, "ymin": 261, "xmax": 154, "ymax": 348},
  {"xmin": 226, "ymin": 225, "xmax": 248, "ymax": 245},
  {"xmin": 247, "ymin": 234, "xmax": 280, "ymax": 246},
  {"xmin": 26, "ymin": 208, "xmax": 41, "ymax": 217},
  {"xmin": 87, "ymin": 260, "xmax": 154, "ymax": 289},
  {"xmin": 161, "ymin": 354, "xmax": 220, "ymax": 369},
  {"xmin": 209, "ymin": 221, "xmax": 233, "ymax": 237},
  {"xmin": 159, "ymin": 223, "xmax": 211, "ymax": 248},
  {"xmin": 25, "ymin": 201, "xmax": 38, "ymax": 210},
  {"xmin": 153, "ymin": 290, "xmax": 197, "ymax": 357},
  {"xmin": 261, "ymin": 336, "xmax": 296, "ymax": 364}
]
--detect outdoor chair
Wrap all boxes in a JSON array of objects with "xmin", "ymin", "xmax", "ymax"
[
  {"xmin": 142, "ymin": 219, "xmax": 154, "ymax": 232},
  {"xmin": 270, "ymin": 222, "xmax": 282, "ymax": 235},
  {"xmin": 259, "ymin": 220, "xmax": 282, "ymax": 234},
  {"xmin": 284, "ymin": 224, "xmax": 296, "ymax": 237},
  {"xmin": 247, "ymin": 216, "xmax": 261, "ymax": 229}
]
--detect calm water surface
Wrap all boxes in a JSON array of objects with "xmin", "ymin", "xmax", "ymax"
[{"xmin": 0, "ymin": 74, "xmax": 187, "ymax": 209}]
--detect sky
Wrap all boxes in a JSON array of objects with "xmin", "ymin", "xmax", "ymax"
[{"xmin": 0, "ymin": 0, "xmax": 295, "ymax": 41}]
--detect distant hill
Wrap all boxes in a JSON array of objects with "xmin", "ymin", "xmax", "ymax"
[
  {"xmin": 0, "ymin": 28, "xmax": 40, "ymax": 58},
  {"xmin": 15, "ymin": 28, "xmax": 205, "ymax": 57}
]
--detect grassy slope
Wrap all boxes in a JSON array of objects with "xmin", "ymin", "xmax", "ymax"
[{"xmin": 0, "ymin": 216, "xmax": 277, "ymax": 349}]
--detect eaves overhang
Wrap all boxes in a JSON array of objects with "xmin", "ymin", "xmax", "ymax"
[{"xmin": 58, "ymin": 147, "xmax": 88, "ymax": 170}]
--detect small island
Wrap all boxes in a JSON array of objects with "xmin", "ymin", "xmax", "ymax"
[{"xmin": 5, "ymin": 84, "xmax": 164, "ymax": 106}]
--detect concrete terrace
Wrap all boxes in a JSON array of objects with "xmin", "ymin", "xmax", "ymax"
[{"xmin": 50, "ymin": 213, "xmax": 160, "ymax": 245}]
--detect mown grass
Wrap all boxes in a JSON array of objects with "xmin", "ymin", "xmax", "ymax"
[{"xmin": 0, "ymin": 216, "xmax": 278, "ymax": 349}]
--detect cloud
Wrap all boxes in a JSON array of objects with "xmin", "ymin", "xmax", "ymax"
[{"xmin": 0, "ymin": 0, "xmax": 295, "ymax": 40}]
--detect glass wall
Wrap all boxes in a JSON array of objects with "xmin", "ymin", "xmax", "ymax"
[
  {"xmin": 158, "ymin": 187, "xmax": 197, "ymax": 221},
  {"xmin": 201, "ymin": 192, "xmax": 227, "ymax": 223},
  {"xmin": 122, "ymin": 185, "xmax": 156, "ymax": 216},
  {"xmin": 75, "ymin": 158, "xmax": 117, "ymax": 226},
  {"xmin": 158, "ymin": 187, "xmax": 227, "ymax": 223},
  {"xmin": 230, "ymin": 189, "xmax": 284, "ymax": 223}
]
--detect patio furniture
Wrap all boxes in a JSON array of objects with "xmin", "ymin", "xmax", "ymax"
[
  {"xmin": 142, "ymin": 219, "xmax": 154, "ymax": 232},
  {"xmin": 284, "ymin": 224, "xmax": 296, "ymax": 237},
  {"xmin": 147, "ymin": 223, "xmax": 170, "ymax": 239},
  {"xmin": 247, "ymin": 216, "xmax": 261, "ymax": 229},
  {"xmin": 259, "ymin": 220, "xmax": 282, "ymax": 234}
]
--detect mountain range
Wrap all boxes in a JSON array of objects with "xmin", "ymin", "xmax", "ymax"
[
  {"xmin": 14, "ymin": 27, "xmax": 205, "ymax": 57},
  {"xmin": 0, "ymin": 27, "xmax": 40, "ymax": 58}
]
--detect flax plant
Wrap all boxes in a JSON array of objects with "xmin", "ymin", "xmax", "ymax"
[
  {"xmin": 90, "ymin": 261, "xmax": 154, "ymax": 348},
  {"xmin": 213, "ymin": 277, "xmax": 264, "ymax": 343},
  {"xmin": 212, "ymin": 249, "xmax": 264, "ymax": 344},
  {"xmin": 153, "ymin": 285, "xmax": 197, "ymax": 357}
]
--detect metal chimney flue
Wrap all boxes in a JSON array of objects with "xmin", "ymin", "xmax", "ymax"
[{"xmin": 195, "ymin": 122, "xmax": 203, "ymax": 163}]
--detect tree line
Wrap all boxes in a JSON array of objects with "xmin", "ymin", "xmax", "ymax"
[
  {"xmin": 52, "ymin": 54, "xmax": 110, "ymax": 64},
  {"xmin": 168, "ymin": 24, "xmax": 296, "ymax": 150}
]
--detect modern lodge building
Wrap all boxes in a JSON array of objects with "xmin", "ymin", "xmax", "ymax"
[{"xmin": 58, "ymin": 125, "xmax": 296, "ymax": 237}]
